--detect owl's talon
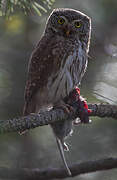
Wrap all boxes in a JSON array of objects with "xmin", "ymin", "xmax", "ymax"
[
  {"xmin": 64, "ymin": 104, "xmax": 74, "ymax": 113},
  {"xmin": 54, "ymin": 102, "xmax": 74, "ymax": 114}
]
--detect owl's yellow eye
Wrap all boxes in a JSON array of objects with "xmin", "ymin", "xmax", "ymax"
[
  {"xmin": 75, "ymin": 21, "xmax": 82, "ymax": 28},
  {"xmin": 58, "ymin": 18, "xmax": 65, "ymax": 25}
]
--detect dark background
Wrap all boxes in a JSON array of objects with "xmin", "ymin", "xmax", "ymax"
[{"xmin": 0, "ymin": 0, "xmax": 117, "ymax": 179}]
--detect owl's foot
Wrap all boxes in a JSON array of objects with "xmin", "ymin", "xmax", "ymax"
[{"xmin": 53, "ymin": 100, "xmax": 73, "ymax": 114}]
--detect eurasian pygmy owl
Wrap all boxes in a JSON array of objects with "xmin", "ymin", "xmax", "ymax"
[{"xmin": 23, "ymin": 8, "xmax": 91, "ymax": 175}]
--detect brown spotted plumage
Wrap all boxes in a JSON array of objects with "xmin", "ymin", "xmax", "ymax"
[{"xmin": 23, "ymin": 8, "xmax": 91, "ymax": 175}]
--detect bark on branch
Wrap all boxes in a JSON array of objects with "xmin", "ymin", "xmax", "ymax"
[
  {"xmin": 0, "ymin": 157, "xmax": 117, "ymax": 179},
  {"xmin": 0, "ymin": 103, "xmax": 117, "ymax": 134}
]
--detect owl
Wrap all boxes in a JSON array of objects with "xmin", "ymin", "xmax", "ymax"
[{"xmin": 23, "ymin": 8, "xmax": 91, "ymax": 175}]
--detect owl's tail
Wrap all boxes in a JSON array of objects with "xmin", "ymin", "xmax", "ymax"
[{"xmin": 56, "ymin": 138, "xmax": 72, "ymax": 176}]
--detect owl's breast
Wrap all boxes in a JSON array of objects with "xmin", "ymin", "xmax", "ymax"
[
  {"xmin": 47, "ymin": 58, "xmax": 74, "ymax": 102},
  {"xmin": 46, "ymin": 40, "xmax": 86, "ymax": 103}
]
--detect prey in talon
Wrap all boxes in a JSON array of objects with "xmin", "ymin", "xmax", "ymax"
[
  {"xmin": 23, "ymin": 8, "xmax": 91, "ymax": 176},
  {"xmin": 66, "ymin": 87, "xmax": 92, "ymax": 125}
]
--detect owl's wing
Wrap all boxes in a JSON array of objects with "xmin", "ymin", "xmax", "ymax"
[{"xmin": 23, "ymin": 35, "xmax": 61, "ymax": 115}]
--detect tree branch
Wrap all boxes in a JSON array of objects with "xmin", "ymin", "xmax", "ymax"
[
  {"xmin": 0, "ymin": 103, "xmax": 117, "ymax": 134},
  {"xmin": 0, "ymin": 157, "xmax": 117, "ymax": 179}
]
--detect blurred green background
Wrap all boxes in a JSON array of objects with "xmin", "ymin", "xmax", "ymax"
[{"xmin": 0, "ymin": 0, "xmax": 117, "ymax": 179}]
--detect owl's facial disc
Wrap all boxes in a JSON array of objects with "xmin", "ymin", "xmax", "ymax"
[
  {"xmin": 50, "ymin": 15, "xmax": 72, "ymax": 37},
  {"xmin": 56, "ymin": 16, "xmax": 73, "ymax": 37},
  {"xmin": 56, "ymin": 17, "xmax": 83, "ymax": 37}
]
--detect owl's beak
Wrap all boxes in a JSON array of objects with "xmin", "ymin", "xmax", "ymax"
[
  {"xmin": 64, "ymin": 24, "xmax": 72, "ymax": 36},
  {"xmin": 63, "ymin": 24, "xmax": 72, "ymax": 36},
  {"xmin": 66, "ymin": 30, "xmax": 70, "ymax": 36}
]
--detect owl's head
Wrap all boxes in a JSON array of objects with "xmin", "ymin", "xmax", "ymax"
[{"xmin": 45, "ymin": 8, "xmax": 91, "ymax": 43}]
